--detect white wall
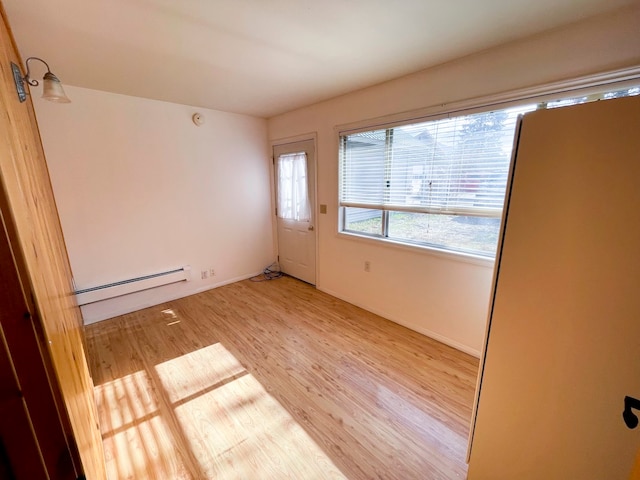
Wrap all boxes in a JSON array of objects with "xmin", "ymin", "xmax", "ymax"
[
  {"xmin": 34, "ymin": 86, "xmax": 274, "ymax": 323},
  {"xmin": 267, "ymin": 5, "xmax": 640, "ymax": 356}
]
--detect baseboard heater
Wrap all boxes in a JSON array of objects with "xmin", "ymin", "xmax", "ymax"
[{"xmin": 75, "ymin": 266, "xmax": 191, "ymax": 306}]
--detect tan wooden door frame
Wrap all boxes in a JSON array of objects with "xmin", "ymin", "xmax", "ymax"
[{"xmin": 0, "ymin": 2, "xmax": 107, "ymax": 478}]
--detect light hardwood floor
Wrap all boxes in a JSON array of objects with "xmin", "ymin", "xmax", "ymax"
[{"xmin": 86, "ymin": 276, "xmax": 479, "ymax": 480}]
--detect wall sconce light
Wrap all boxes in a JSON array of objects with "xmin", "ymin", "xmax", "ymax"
[{"xmin": 11, "ymin": 57, "xmax": 71, "ymax": 104}]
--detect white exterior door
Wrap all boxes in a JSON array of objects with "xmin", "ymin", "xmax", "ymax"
[{"xmin": 274, "ymin": 140, "xmax": 316, "ymax": 285}]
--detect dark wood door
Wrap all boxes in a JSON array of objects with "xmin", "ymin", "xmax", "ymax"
[{"xmin": 0, "ymin": 202, "xmax": 77, "ymax": 478}]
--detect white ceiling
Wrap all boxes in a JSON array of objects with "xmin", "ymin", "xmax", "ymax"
[{"xmin": 3, "ymin": 0, "xmax": 636, "ymax": 117}]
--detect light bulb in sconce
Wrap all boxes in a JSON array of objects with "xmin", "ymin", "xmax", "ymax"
[
  {"xmin": 11, "ymin": 57, "xmax": 71, "ymax": 103},
  {"xmin": 192, "ymin": 113, "xmax": 205, "ymax": 126}
]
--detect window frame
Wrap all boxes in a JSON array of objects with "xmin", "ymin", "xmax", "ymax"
[{"xmin": 336, "ymin": 69, "xmax": 640, "ymax": 260}]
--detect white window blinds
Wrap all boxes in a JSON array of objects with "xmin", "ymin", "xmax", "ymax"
[{"xmin": 340, "ymin": 108, "xmax": 533, "ymax": 218}]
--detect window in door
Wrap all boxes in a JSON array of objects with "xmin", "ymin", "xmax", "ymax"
[{"xmin": 277, "ymin": 152, "xmax": 310, "ymax": 222}]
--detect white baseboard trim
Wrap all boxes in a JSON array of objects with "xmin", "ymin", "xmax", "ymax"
[{"xmin": 318, "ymin": 286, "xmax": 481, "ymax": 358}]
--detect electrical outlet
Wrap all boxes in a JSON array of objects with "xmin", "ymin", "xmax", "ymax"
[
  {"xmin": 364, "ymin": 261, "xmax": 371, "ymax": 272},
  {"xmin": 201, "ymin": 270, "xmax": 209, "ymax": 280},
  {"xmin": 209, "ymin": 268, "xmax": 215, "ymax": 277}
]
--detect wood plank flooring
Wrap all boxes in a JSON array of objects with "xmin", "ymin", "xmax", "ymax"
[{"xmin": 85, "ymin": 276, "xmax": 479, "ymax": 480}]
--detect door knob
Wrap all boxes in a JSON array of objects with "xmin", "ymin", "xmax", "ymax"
[
  {"xmin": 624, "ymin": 396, "xmax": 640, "ymax": 429},
  {"xmin": 308, "ymin": 225, "xmax": 314, "ymax": 231}
]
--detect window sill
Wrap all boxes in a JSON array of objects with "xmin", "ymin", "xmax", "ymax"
[{"xmin": 337, "ymin": 231, "xmax": 496, "ymax": 268}]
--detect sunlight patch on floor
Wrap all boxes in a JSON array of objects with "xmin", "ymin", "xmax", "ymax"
[
  {"xmin": 154, "ymin": 343, "xmax": 246, "ymax": 403},
  {"xmin": 155, "ymin": 344, "xmax": 348, "ymax": 479},
  {"xmin": 171, "ymin": 373, "xmax": 346, "ymax": 479},
  {"xmin": 95, "ymin": 343, "xmax": 348, "ymax": 479},
  {"xmin": 96, "ymin": 370, "xmax": 193, "ymax": 479}
]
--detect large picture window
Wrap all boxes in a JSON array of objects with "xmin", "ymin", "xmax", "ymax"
[
  {"xmin": 339, "ymin": 85, "xmax": 639, "ymax": 257},
  {"xmin": 340, "ymin": 106, "xmax": 534, "ymax": 256}
]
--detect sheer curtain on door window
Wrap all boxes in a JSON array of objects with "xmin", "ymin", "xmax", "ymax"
[{"xmin": 277, "ymin": 152, "xmax": 311, "ymax": 221}]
